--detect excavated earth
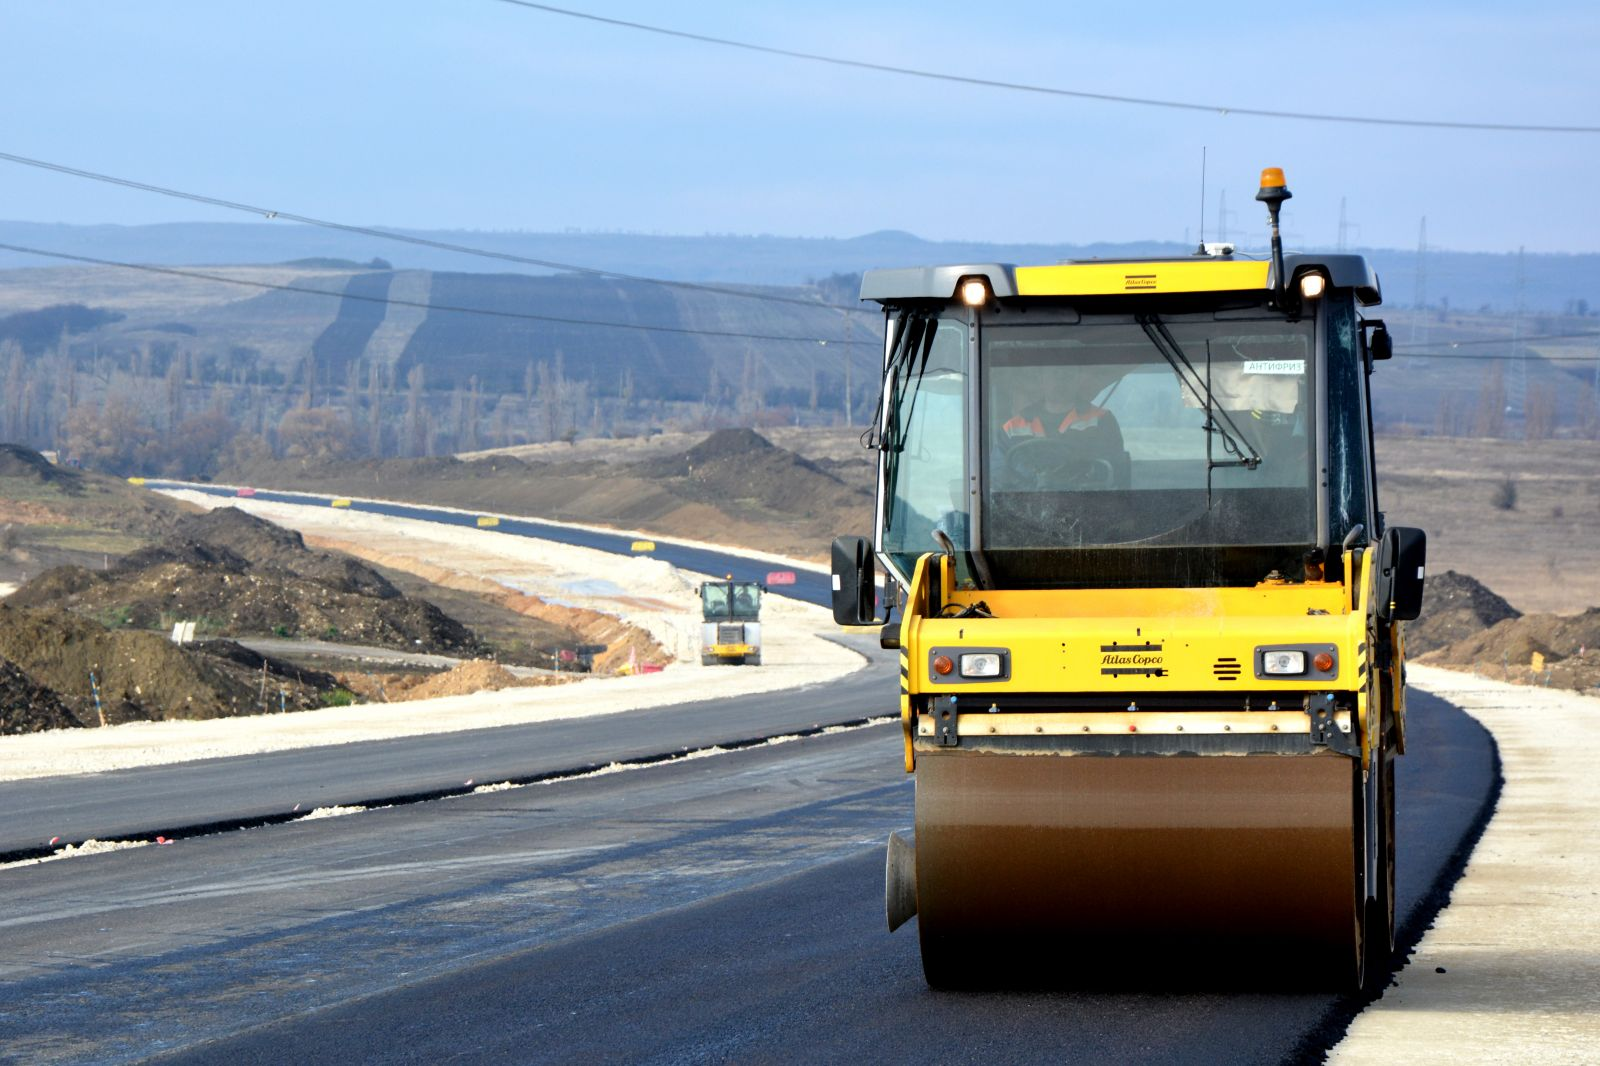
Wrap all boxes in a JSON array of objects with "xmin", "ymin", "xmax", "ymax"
[
  {"xmin": 337, "ymin": 659, "xmax": 576, "ymax": 704},
  {"xmin": 1410, "ymin": 570, "xmax": 1600, "ymax": 692},
  {"xmin": 0, "ymin": 656, "xmax": 78, "ymax": 734},
  {"xmin": 0, "ymin": 505, "xmax": 523, "ymax": 732},
  {"xmin": 8, "ymin": 507, "xmax": 481, "ymax": 656},
  {"xmin": 1404, "ymin": 569, "xmax": 1523, "ymax": 656},
  {"xmin": 222, "ymin": 428, "xmax": 874, "ymax": 562},
  {"xmin": 0, "ymin": 602, "xmax": 336, "ymax": 728}
]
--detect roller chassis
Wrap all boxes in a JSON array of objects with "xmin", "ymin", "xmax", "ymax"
[{"xmin": 890, "ymin": 546, "xmax": 1406, "ymax": 989}]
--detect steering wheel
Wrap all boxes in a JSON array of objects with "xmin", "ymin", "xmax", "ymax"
[{"xmin": 1004, "ymin": 437, "xmax": 1116, "ymax": 489}]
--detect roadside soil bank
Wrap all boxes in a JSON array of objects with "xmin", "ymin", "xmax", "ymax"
[
  {"xmin": 0, "ymin": 602, "xmax": 337, "ymax": 729},
  {"xmin": 0, "ymin": 443, "xmax": 192, "ymax": 588},
  {"xmin": 1329, "ymin": 665, "xmax": 1600, "ymax": 1065},
  {"xmin": 222, "ymin": 428, "xmax": 873, "ymax": 563},
  {"xmin": 0, "ymin": 494, "xmax": 864, "ymax": 782},
  {"xmin": 1410, "ymin": 572, "xmax": 1600, "ymax": 694},
  {"xmin": 336, "ymin": 659, "xmax": 577, "ymax": 704},
  {"xmin": 8, "ymin": 506, "xmax": 484, "ymax": 657}
]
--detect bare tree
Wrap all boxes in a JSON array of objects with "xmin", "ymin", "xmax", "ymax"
[
  {"xmin": 1524, "ymin": 384, "xmax": 1559, "ymax": 440},
  {"xmin": 1472, "ymin": 360, "xmax": 1507, "ymax": 438},
  {"xmin": 405, "ymin": 364, "xmax": 426, "ymax": 457}
]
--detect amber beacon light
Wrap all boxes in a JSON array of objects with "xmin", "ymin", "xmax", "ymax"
[{"xmin": 1255, "ymin": 166, "xmax": 1293, "ymax": 302}]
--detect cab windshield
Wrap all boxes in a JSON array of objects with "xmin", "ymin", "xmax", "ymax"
[
  {"xmin": 701, "ymin": 582, "xmax": 761, "ymax": 619},
  {"xmin": 984, "ymin": 311, "xmax": 1315, "ymax": 551},
  {"xmin": 877, "ymin": 305, "xmax": 1320, "ymax": 590}
]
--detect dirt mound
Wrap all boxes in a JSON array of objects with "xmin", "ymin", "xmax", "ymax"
[
  {"xmin": 1406, "ymin": 570, "xmax": 1522, "ymax": 656},
  {"xmin": 336, "ymin": 660, "xmax": 574, "ymax": 703},
  {"xmin": 0, "ymin": 657, "xmax": 80, "ymax": 734},
  {"xmin": 682, "ymin": 427, "xmax": 782, "ymax": 465},
  {"xmin": 9, "ymin": 507, "xmax": 473, "ymax": 654},
  {"xmin": 1414, "ymin": 571, "xmax": 1600, "ymax": 691},
  {"xmin": 0, "ymin": 443, "xmax": 82, "ymax": 492},
  {"xmin": 0, "ymin": 604, "xmax": 336, "ymax": 726},
  {"xmin": 399, "ymin": 660, "xmax": 526, "ymax": 700},
  {"xmin": 217, "ymin": 427, "xmax": 875, "ymax": 562},
  {"xmin": 128, "ymin": 508, "xmax": 400, "ymax": 599},
  {"xmin": 633, "ymin": 429, "xmax": 864, "ymax": 522}
]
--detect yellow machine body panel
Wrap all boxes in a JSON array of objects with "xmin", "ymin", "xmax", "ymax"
[
  {"xmin": 1014, "ymin": 259, "xmax": 1270, "ymax": 297},
  {"xmin": 894, "ymin": 553, "xmax": 1381, "ymax": 772}
]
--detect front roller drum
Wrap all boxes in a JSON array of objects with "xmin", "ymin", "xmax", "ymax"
[{"xmin": 912, "ymin": 749, "xmax": 1361, "ymax": 988}]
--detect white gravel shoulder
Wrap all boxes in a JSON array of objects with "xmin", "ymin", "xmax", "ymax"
[
  {"xmin": 1330, "ymin": 664, "xmax": 1600, "ymax": 1065},
  {"xmin": 0, "ymin": 493, "xmax": 864, "ymax": 783}
]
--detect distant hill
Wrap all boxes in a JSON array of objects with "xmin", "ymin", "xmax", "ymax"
[
  {"xmin": 1, "ymin": 240, "xmax": 1595, "ymax": 475},
  {"xmin": 0, "ymin": 263, "xmax": 874, "ymax": 407},
  {"xmin": 2, "ymin": 219, "xmax": 1597, "ymax": 314}
]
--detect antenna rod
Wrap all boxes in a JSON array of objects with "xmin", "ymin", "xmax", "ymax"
[{"xmin": 1197, "ymin": 147, "xmax": 1207, "ymax": 253}]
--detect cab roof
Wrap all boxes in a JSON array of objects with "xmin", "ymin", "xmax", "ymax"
[{"xmin": 859, "ymin": 253, "xmax": 1381, "ymax": 306}]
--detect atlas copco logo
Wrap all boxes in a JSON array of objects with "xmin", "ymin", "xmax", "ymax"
[{"xmin": 1100, "ymin": 652, "xmax": 1163, "ymax": 666}]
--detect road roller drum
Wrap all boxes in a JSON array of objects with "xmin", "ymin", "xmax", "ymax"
[{"xmin": 910, "ymin": 746, "xmax": 1362, "ymax": 986}]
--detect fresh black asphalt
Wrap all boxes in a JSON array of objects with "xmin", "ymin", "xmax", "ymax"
[
  {"xmin": 0, "ymin": 488, "xmax": 1502, "ymax": 1062},
  {"xmin": 66, "ymin": 688, "xmax": 1497, "ymax": 1066}
]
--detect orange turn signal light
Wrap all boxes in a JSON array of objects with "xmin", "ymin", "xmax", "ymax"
[
  {"xmin": 933, "ymin": 655, "xmax": 954, "ymax": 676},
  {"xmin": 1313, "ymin": 652, "xmax": 1335, "ymax": 673}
]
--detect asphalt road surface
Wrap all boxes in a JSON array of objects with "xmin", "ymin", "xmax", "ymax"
[
  {"xmin": 0, "ymin": 689, "xmax": 1497, "ymax": 1065},
  {"xmin": 0, "ymin": 637, "xmax": 890, "ymax": 859}
]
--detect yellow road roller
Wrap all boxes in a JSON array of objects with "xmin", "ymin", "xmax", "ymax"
[{"xmin": 832, "ymin": 169, "xmax": 1426, "ymax": 989}]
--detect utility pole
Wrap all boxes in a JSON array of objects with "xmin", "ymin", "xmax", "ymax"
[
  {"xmin": 842, "ymin": 311, "xmax": 854, "ymax": 428},
  {"xmin": 1336, "ymin": 198, "xmax": 1349, "ymax": 252},
  {"xmin": 1216, "ymin": 189, "xmax": 1237, "ymax": 246},
  {"xmin": 1409, "ymin": 216, "xmax": 1429, "ymax": 348},
  {"xmin": 1510, "ymin": 246, "xmax": 1527, "ymax": 431}
]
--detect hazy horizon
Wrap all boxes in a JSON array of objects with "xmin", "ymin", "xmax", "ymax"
[{"xmin": 4, "ymin": 2, "xmax": 1598, "ymax": 257}]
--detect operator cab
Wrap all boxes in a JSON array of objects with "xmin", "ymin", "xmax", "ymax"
[
  {"xmin": 860, "ymin": 172, "xmax": 1391, "ymax": 595},
  {"xmin": 701, "ymin": 579, "xmax": 762, "ymax": 621}
]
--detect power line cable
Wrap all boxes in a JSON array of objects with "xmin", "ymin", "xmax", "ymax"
[
  {"xmin": 0, "ymin": 241, "xmax": 871, "ymax": 346},
  {"xmin": 1401, "ymin": 352, "xmax": 1599, "ymax": 363},
  {"xmin": 495, "ymin": 2, "xmax": 1600, "ymax": 134},
  {"xmin": 0, "ymin": 150, "xmax": 856, "ymax": 312},
  {"xmin": 1394, "ymin": 330, "xmax": 1600, "ymax": 349},
  {"xmin": 4, "ymin": 237, "xmax": 1591, "ymax": 356}
]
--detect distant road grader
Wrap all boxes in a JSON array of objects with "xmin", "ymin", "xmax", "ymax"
[{"xmin": 700, "ymin": 577, "xmax": 763, "ymax": 666}]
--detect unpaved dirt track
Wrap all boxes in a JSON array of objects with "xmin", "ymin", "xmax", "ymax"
[{"xmin": 0, "ymin": 689, "xmax": 1494, "ymax": 1065}]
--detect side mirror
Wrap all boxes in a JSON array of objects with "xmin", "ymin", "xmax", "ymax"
[
  {"xmin": 1365, "ymin": 320, "xmax": 1393, "ymax": 362},
  {"xmin": 1375, "ymin": 526, "xmax": 1426, "ymax": 622},
  {"xmin": 831, "ymin": 535, "xmax": 882, "ymax": 626}
]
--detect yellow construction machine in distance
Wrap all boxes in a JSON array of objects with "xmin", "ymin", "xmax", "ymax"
[{"xmin": 832, "ymin": 168, "xmax": 1426, "ymax": 989}]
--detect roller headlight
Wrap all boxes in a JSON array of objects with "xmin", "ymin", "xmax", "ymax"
[
  {"xmin": 1261, "ymin": 650, "xmax": 1306, "ymax": 675},
  {"xmin": 960, "ymin": 652, "xmax": 1003, "ymax": 678}
]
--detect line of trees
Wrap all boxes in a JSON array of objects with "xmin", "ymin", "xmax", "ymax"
[{"xmin": 0, "ymin": 333, "xmax": 877, "ymax": 478}]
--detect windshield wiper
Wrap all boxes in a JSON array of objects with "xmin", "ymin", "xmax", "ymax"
[{"xmin": 1137, "ymin": 314, "xmax": 1262, "ymax": 474}]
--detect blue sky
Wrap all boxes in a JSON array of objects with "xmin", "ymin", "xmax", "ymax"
[{"xmin": 4, "ymin": 1, "xmax": 1598, "ymax": 253}]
